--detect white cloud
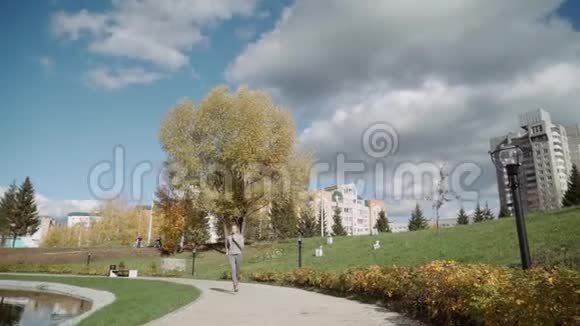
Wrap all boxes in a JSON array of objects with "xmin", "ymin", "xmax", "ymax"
[
  {"xmin": 227, "ymin": 0, "xmax": 580, "ymax": 218},
  {"xmin": 85, "ymin": 67, "xmax": 165, "ymax": 90},
  {"xmin": 35, "ymin": 194, "xmax": 100, "ymax": 218},
  {"xmin": 53, "ymin": 0, "xmax": 258, "ymax": 71},
  {"xmin": 0, "ymin": 185, "xmax": 99, "ymax": 218},
  {"xmin": 52, "ymin": 9, "xmax": 108, "ymax": 41}
]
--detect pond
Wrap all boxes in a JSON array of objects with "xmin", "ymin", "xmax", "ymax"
[{"xmin": 0, "ymin": 289, "xmax": 92, "ymax": 325}]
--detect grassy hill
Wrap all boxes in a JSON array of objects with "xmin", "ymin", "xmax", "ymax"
[
  {"xmin": 2, "ymin": 208, "xmax": 578, "ymax": 279},
  {"xmin": 188, "ymin": 207, "xmax": 580, "ymax": 279}
]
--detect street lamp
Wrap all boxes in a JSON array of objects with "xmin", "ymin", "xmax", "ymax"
[
  {"xmin": 297, "ymin": 234, "xmax": 303, "ymax": 268},
  {"xmin": 489, "ymin": 144, "xmax": 532, "ymax": 270}
]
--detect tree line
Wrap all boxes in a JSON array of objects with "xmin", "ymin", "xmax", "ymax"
[{"xmin": 0, "ymin": 177, "xmax": 40, "ymax": 247}]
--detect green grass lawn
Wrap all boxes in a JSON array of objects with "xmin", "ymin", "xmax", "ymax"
[
  {"xmin": 2, "ymin": 208, "xmax": 579, "ymax": 280},
  {"xmin": 185, "ymin": 207, "xmax": 580, "ymax": 279},
  {"xmin": 0, "ymin": 275, "xmax": 199, "ymax": 326}
]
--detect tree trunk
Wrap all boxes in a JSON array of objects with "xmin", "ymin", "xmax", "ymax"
[{"xmin": 12, "ymin": 234, "xmax": 17, "ymax": 248}]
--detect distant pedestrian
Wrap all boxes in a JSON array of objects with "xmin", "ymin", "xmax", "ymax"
[
  {"xmin": 226, "ymin": 224, "xmax": 244, "ymax": 292},
  {"xmin": 135, "ymin": 235, "xmax": 143, "ymax": 248}
]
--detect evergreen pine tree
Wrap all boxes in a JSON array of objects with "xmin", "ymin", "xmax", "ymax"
[
  {"xmin": 298, "ymin": 207, "xmax": 318, "ymax": 237},
  {"xmin": 456, "ymin": 207, "xmax": 469, "ymax": 225},
  {"xmin": 483, "ymin": 201, "xmax": 495, "ymax": 221},
  {"xmin": 408, "ymin": 204, "xmax": 429, "ymax": 231},
  {"xmin": 9, "ymin": 177, "xmax": 40, "ymax": 247},
  {"xmin": 0, "ymin": 183, "xmax": 18, "ymax": 247},
  {"xmin": 375, "ymin": 210, "xmax": 391, "ymax": 232},
  {"xmin": 498, "ymin": 206, "xmax": 511, "ymax": 218},
  {"xmin": 331, "ymin": 206, "xmax": 347, "ymax": 236},
  {"xmin": 270, "ymin": 199, "xmax": 298, "ymax": 239},
  {"xmin": 472, "ymin": 202, "xmax": 486, "ymax": 223},
  {"xmin": 562, "ymin": 164, "xmax": 580, "ymax": 207}
]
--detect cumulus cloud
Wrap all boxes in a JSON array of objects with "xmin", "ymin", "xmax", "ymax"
[
  {"xmin": 0, "ymin": 185, "xmax": 99, "ymax": 218},
  {"xmin": 85, "ymin": 67, "xmax": 165, "ymax": 90},
  {"xmin": 227, "ymin": 0, "xmax": 580, "ymax": 218},
  {"xmin": 52, "ymin": 0, "xmax": 258, "ymax": 88}
]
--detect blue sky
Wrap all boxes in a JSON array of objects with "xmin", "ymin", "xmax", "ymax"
[
  {"xmin": 1, "ymin": 1, "xmax": 580, "ymax": 219},
  {"xmin": 0, "ymin": 0, "xmax": 289, "ymax": 206}
]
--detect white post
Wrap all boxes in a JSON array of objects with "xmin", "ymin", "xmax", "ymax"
[{"xmin": 147, "ymin": 201, "xmax": 154, "ymax": 245}]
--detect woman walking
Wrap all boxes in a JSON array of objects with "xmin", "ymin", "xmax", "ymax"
[{"xmin": 226, "ymin": 224, "xmax": 244, "ymax": 292}]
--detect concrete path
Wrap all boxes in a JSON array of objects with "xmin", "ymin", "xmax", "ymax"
[{"xmin": 145, "ymin": 279, "xmax": 422, "ymax": 326}]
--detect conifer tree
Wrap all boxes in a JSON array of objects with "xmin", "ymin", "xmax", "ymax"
[
  {"xmin": 456, "ymin": 207, "xmax": 469, "ymax": 225},
  {"xmin": 408, "ymin": 204, "xmax": 429, "ymax": 231},
  {"xmin": 562, "ymin": 164, "xmax": 580, "ymax": 207},
  {"xmin": 483, "ymin": 201, "xmax": 495, "ymax": 221},
  {"xmin": 375, "ymin": 210, "xmax": 391, "ymax": 232},
  {"xmin": 331, "ymin": 206, "xmax": 347, "ymax": 236},
  {"xmin": 8, "ymin": 178, "xmax": 40, "ymax": 247},
  {"xmin": 472, "ymin": 202, "xmax": 486, "ymax": 223},
  {"xmin": 0, "ymin": 183, "xmax": 18, "ymax": 246}
]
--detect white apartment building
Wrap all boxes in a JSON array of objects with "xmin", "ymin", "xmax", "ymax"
[
  {"xmin": 311, "ymin": 184, "xmax": 386, "ymax": 236},
  {"xmin": 491, "ymin": 109, "xmax": 573, "ymax": 213},
  {"xmin": 565, "ymin": 124, "xmax": 580, "ymax": 169},
  {"xmin": 67, "ymin": 212, "xmax": 101, "ymax": 228}
]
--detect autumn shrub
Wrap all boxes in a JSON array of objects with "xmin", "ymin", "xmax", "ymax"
[{"xmin": 251, "ymin": 261, "xmax": 580, "ymax": 325}]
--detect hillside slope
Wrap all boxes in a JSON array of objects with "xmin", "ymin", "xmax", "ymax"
[{"xmin": 190, "ymin": 207, "xmax": 580, "ymax": 279}]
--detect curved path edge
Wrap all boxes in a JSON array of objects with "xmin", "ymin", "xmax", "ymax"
[
  {"xmin": 0, "ymin": 279, "xmax": 116, "ymax": 325},
  {"xmin": 143, "ymin": 278, "xmax": 423, "ymax": 326}
]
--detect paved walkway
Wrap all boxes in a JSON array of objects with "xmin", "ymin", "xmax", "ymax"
[{"xmin": 144, "ymin": 279, "xmax": 421, "ymax": 326}]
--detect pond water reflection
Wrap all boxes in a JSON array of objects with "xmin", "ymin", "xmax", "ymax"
[{"xmin": 0, "ymin": 289, "xmax": 92, "ymax": 325}]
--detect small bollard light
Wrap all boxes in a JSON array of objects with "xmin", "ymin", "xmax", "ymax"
[
  {"xmin": 326, "ymin": 236, "xmax": 333, "ymax": 245},
  {"xmin": 298, "ymin": 236, "xmax": 304, "ymax": 266},
  {"xmin": 373, "ymin": 240, "xmax": 380, "ymax": 250}
]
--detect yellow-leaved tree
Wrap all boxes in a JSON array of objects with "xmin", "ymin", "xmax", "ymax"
[
  {"xmin": 159, "ymin": 86, "xmax": 311, "ymax": 238},
  {"xmin": 155, "ymin": 184, "xmax": 186, "ymax": 254}
]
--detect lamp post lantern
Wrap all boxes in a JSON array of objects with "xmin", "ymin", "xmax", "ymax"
[
  {"xmin": 297, "ymin": 234, "xmax": 303, "ymax": 268},
  {"xmin": 490, "ymin": 144, "xmax": 532, "ymax": 270}
]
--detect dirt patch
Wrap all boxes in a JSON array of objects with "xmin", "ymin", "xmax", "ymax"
[{"xmin": 0, "ymin": 247, "xmax": 160, "ymax": 265}]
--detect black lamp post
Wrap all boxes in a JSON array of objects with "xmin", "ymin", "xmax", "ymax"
[
  {"xmin": 192, "ymin": 248, "xmax": 197, "ymax": 276},
  {"xmin": 297, "ymin": 234, "xmax": 303, "ymax": 268},
  {"xmin": 490, "ymin": 144, "xmax": 532, "ymax": 270}
]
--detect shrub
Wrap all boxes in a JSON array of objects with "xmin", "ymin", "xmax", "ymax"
[{"xmin": 252, "ymin": 261, "xmax": 580, "ymax": 325}]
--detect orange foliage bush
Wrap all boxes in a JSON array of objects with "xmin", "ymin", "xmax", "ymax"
[{"xmin": 252, "ymin": 261, "xmax": 580, "ymax": 325}]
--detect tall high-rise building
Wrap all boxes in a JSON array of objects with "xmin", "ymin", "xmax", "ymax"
[
  {"xmin": 565, "ymin": 124, "xmax": 580, "ymax": 169},
  {"xmin": 490, "ymin": 109, "xmax": 572, "ymax": 213}
]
